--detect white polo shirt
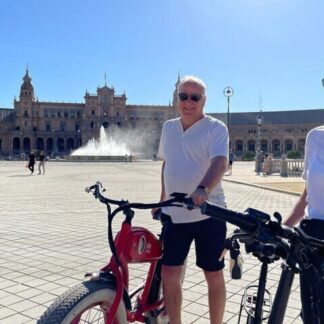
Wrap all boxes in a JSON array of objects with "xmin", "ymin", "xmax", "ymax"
[
  {"xmin": 303, "ymin": 126, "xmax": 324, "ymax": 220},
  {"xmin": 158, "ymin": 115, "xmax": 228, "ymax": 223}
]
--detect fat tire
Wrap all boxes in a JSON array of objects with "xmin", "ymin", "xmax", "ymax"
[{"xmin": 37, "ymin": 280, "xmax": 127, "ymax": 324}]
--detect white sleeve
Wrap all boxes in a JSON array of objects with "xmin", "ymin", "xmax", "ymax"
[{"xmin": 207, "ymin": 123, "xmax": 229, "ymax": 159}]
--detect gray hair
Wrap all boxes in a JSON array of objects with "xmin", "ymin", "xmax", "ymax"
[{"xmin": 177, "ymin": 75, "xmax": 207, "ymax": 95}]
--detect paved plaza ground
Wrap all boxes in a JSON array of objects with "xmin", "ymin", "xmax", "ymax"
[{"xmin": 0, "ymin": 160, "xmax": 304, "ymax": 323}]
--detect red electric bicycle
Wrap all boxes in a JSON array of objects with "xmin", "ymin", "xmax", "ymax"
[{"xmin": 37, "ymin": 181, "xmax": 188, "ymax": 324}]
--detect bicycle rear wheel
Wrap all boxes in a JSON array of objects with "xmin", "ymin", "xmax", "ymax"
[{"xmin": 37, "ymin": 280, "xmax": 127, "ymax": 324}]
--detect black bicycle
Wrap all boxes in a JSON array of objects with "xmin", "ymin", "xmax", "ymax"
[{"xmin": 200, "ymin": 200, "xmax": 324, "ymax": 324}]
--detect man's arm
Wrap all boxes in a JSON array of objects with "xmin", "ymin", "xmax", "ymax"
[
  {"xmin": 160, "ymin": 160, "xmax": 167, "ymax": 202},
  {"xmin": 152, "ymin": 161, "xmax": 166, "ymax": 216},
  {"xmin": 284, "ymin": 187, "xmax": 307, "ymax": 226},
  {"xmin": 190, "ymin": 156, "xmax": 228, "ymax": 206}
]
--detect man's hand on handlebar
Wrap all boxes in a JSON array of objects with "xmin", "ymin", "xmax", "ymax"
[{"xmin": 190, "ymin": 187, "xmax": 209, "ymax": 206}]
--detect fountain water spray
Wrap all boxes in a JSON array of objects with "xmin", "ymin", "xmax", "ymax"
[{"xmin": 72, "ymin": 126, "xmax": 131, "ymax": 156}]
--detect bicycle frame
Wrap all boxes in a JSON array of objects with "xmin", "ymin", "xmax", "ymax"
[{"xmin": 87, "ymin": 211, "xmax": 165, "ymax": 323}]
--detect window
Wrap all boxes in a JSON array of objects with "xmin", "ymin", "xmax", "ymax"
[
  {"xmin": 60, "ymin": 122, "xmax": 65, "ymax": 131},
  {"xmin": 92, "ymin": 110, "xmax": 96, "ymax": 116},
  {"xmin": 46, "ymin": 122, "xmax": 51, "ymax": 132}
]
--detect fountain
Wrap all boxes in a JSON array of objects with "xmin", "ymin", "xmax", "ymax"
[{"xmin": 69, "ymin": 126, "xmax": 135, "ymax": 162}]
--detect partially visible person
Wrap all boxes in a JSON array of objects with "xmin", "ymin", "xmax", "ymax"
[
  {"xmin": 28, "ymin": 151, "xmax": 36, "ymax": 175},
  {"xmin": 284, "ymin": 125, "xmax": 324, "ymax": 323},
  {"xmin": 154, "ymin": 75, "xmax": 228, "ymax": 324},
  {"xmin": 227, "ymin": 149, "xmax": 235, "ymax": 175},
  {"xmin": 38, "ymin": 151, "xmax": 46, "ymax": 175},
  {"xmin": 262, "ymin": 153, "xmax": 270, "ymax": 176}
]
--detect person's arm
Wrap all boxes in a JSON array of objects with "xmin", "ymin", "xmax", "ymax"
[
  {"xmin": 159, "ymin": 161, "xmax": 166, "ymax": 202},
  {"xmin": 190, "ymin": 156, "xmax": 228, "ymax": 206},
  {"xmin": 151, "ymin": 161, "xmax": 166, "ymax": 216},
  {"xmin": 283, "ymin": 187, "xmax": 307, "ymax": 226}
]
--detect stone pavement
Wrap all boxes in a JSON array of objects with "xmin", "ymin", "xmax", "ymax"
[{"xmin": 0, "ymin": 160, "xmax": 303, "ymax": 323}]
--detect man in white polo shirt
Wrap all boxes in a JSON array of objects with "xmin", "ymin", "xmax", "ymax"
[{"xmin": 156, "ymin": 75, "xmax": 228, "ymax": 324}]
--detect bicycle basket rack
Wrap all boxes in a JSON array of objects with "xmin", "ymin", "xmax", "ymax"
[{"xmin": 238, "ymin": 285, "xmax": 272, "ymax": 323}]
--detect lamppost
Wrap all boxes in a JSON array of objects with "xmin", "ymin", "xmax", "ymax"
[
  {"xmin": 255, "ymin": 114, "xmax": 263, "ymax": 173},
  {"xmin": 223, "ymin": 87, "xmax": 234, "ymax": 149}
]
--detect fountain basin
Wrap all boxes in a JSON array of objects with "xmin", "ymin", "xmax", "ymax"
[{"xmin": 67, "ymin": 155, "xmax": 135, "ymax": 162}]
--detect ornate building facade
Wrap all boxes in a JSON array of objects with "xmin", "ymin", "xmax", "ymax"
[
  {"xmin": 0, "ymin": 70, "xmax": 324, "ymax": 158},
  {"xmin": 210, "ymin": 109, "xmax": 324, "ymax": 158},
  {"xmin": 0, "ymin": 70, "xmax": 177, "ymax": 157}
]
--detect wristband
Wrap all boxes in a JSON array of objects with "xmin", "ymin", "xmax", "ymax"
[{"xmin": 197, "ymin": 185, "xmax": 211, "ymax": 195}]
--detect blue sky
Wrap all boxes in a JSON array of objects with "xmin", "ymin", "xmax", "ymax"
[{"xmin": 0, "ymin": 0, "xmax": 323, "ymax": 113}]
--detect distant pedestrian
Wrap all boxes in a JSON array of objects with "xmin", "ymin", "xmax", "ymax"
[
  {"xmin": 262, "ymin": 153, "xmax": 272, "ymax": 176},
  {"xmin": 38, "ymin": 151, "xmax": 46, "ymax": 175},
  {"xmin": 28, "ymin": 151, "xmax": 36, "ymax": 175},
  {"xmin": 227, "ymin": 149, "xmax": 235, "ymax": 175}
]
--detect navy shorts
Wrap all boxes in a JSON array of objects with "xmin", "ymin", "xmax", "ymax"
[{"xmin": 162, "ymin": 216, "xmax": 226, "ymax": 272}]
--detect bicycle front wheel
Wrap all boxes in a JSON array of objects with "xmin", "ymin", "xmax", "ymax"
[{"xmin": 37, "ymin": 280, "xmax": 127, "ymax": 324}]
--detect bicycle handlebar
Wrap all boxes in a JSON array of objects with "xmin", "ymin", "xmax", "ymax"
[
  {"xmin": 201, "ymin": 201, "xmax": 324, "ymax": 250},
  {"xmin": 86, "ymin": 181, "xmax": 324, "ymax": 250},
  {"xmin": 201, "ymin": 202, "xmax": 257, "ymax": 232}
]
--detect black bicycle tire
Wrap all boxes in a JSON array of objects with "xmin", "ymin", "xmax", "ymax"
[{"xmin": 37, "ymin": 280, "xmax": 127, "ymax": 324}]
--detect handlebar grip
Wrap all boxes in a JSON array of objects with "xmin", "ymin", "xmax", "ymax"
[{"xmin": 201, "ymin": 202, "xmax": 256, "ymax": 232}]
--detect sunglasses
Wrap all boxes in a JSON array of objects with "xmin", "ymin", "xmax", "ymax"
[{"xmin": 178, "ymin": 93, "xmax": 202, "ymax": 102}]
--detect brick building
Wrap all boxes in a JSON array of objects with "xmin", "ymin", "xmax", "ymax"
[
  {"xmin": 0, "ymin": 70, "xmax": 177, "ymax": 157},
  {"xmin": 0, "ymin": 70, "xmax": 324, "ymax": 158}
]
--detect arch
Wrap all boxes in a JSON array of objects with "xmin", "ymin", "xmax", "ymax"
[
  {"xmin": 247, "ymin": 140, "xmax": 255, "ymax": 152},
  {"xmin": 47, "ymin": 138, "xmax": 54, "ymax": 154},
  {"xmin": 261, "ymin": 140, "xmax": 268, "ymax": 153},
  {"xmin": 66, "ymin": 138, "xmax": 75, "ymax": 152},
  {"xmin": 285, "ymin": 139, "xmax": 293, "ymax": 152},
  {"xmin": 272, "ymin": 139, "xmax": 280, "ymax": 153},
  {"xmin": 13, "ymin": 137, "xmax": 20, "ymax": 154},
  {"xmin": 57, "ymin": 137, "xmax": 65, "ymax": 153},
  {"xmin": 23, "ymin": 137, "xmax": 31, "ymax": 153},
  {"xmin": 102, "ymin": 122, "xmax": 109, "ymax": 129},
  {"xmin": 36, "ymin": 138, "xmax": 44, "ymax": 151},
  {"xmin": 235, "ymin": 140, "xmax": 243, "ymax": 155}
]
